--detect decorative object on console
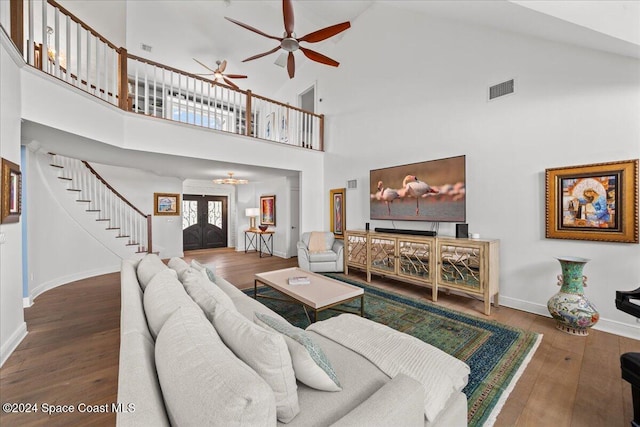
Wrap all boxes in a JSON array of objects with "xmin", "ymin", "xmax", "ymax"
[
  {"xmin": 1, "ymin": 158, "xmax": 21, "ymax": 224},
  {"xmin": 260, "ymin": 195, "xmax": 276, "ymax": 226},
  {"xmin": 330, "ymin": 188, "xmax": 346, "ymax": 239},
  {"xmin": 455, "ymin": 223, "xmax": 469, "ymax": 239},
  {"xmin": 246, "ymin": 207, "xmax": 260, "ymax": 231},
  {"xmin": 213, "ymin": 172, "xmax": 249, "ymax": 185},
  {"xmin": 547, "ymin": 256, "xmax": 599, "ymax": 336},
  {"xmin": 258, "ymin": 225, "xmax": 269, "ymax": 232},
  {"xmin": 370, "ymin": 155, "xmax": 465, "ymax": 222},
  {"xmin": 224, "ymin": 0, "xmax": 351, "ymax": 79},
  {"xmin": 545, "ymin": 159, "xmax": 638, "ymax": 243},
  {"xmin": 153, "ymin": 192, "xmax": 180, "ymax": 216}
]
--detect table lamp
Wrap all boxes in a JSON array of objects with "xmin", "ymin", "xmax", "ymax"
[{"xmin": 245, "ymin": 208, "xmax": 259, "ymax": 231}]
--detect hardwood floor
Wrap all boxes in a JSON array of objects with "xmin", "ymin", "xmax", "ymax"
[{"xmin": 0, "ymin": 248, "xmax": 637, "ymax": 426}]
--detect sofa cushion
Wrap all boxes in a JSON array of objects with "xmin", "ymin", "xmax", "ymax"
[
  {"xmin": 216, "ymin": 276, "xmax": 249, "ymax": 299},
  {"xmin": 231, "ymin": 292, "xmax": 289, "ymax": 324},
  {"xmin": 308, "ymin": 251, "xmax": 339, "ymax": 263},
  {"xmin": 120, "ymin": 259, "xmax": 153, "ymax": 340},
  {"xmin": 155, "ymin": 307, "xmax": 276, "ymax": 426},
  {"xmin": 136, "ymin": 253, "xmax": 168, "ymax": 290},
  {"xmin": 212, "ymin": 304, "xmax": 299, "ymax": 423},
  {"xmin": 254, "ymin": 313, "xmax": 341, "ymax": 392},
  {"xmin": 143, "ymin": 269, "xmax": 199, "ymax": 339},
  {"xmin": 303, "ymin": 232, "xmax": 334, "ymax": 252},
  {"xmin": 167, "ymin": 257, "xmax": 190, "ymax": 276},
  {"xmin": 179, "ymin": 268, "xmax": 236, "ymax": 318}
]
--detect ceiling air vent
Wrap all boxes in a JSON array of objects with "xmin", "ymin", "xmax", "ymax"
[{"xmin": 488, "ymin": 79, "xmax": 514, "ymax": 101}]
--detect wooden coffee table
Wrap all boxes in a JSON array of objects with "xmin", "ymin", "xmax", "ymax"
[{"xmin": 254, "ymin": 267, "xmax": 364, "ymax": 323}]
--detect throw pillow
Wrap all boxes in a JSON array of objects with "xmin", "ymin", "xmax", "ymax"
[
  {"xmin": 179, "ymin": 268, "xmax": 235, "ymax": 319},
  {"xmin": 143, "ymin": 269, "xmax": 199, "ymax": 339},
  {"xmin": 136, "ymin": 253, "xmax": 168, "ymax": 290},
  {"xmin": 212, "ymin": 304, "xmax": 300, "ymax": 423},
  {"xmin": 167, "ymin": 257, "xmax": 190, "ymax": 276},
  {"xmin": 254, "ymin": 312, "xmax": 342, "ymax": 392},
  {"xmin": 156, "ymin": 306, "xmax": 277, "ymax": 426},
  {"xmin": 190, "ymin": 259, "xmax": 217, "ymax": 283}
]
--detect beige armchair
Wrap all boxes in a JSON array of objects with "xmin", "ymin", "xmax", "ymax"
[{"xmin": 297, "ymin": 232, "xmax": 344, "ymax": 273}]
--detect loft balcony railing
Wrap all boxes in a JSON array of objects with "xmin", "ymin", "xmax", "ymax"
[{"xmin": 6, "ymin": 0, "xmax": 324, "ymax": 151}]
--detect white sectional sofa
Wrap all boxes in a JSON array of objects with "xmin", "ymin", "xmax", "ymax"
[{"xmin": 117, "ymin": 253, "xmax": 469, "ymax": 426}]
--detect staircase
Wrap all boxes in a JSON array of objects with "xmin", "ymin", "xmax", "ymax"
[{"xmin": 40, "ymin": 152, "xmax": 152, "ymax": 258}]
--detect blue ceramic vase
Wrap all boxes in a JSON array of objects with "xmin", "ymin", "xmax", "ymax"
[{"xmin": 547, "ymin": 256, "xmax": 599, "ymax": 336}]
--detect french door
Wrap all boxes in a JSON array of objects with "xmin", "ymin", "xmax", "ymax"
[{"xmin": 182, "ymin": 195, "xmax": 228, "ymax": 250}]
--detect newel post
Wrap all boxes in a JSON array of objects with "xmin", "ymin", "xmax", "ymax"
[
  {"xmin": 245, "ymin": 90, "xmax": 252, "ymax": 136},
  {"xmin": 146, "ymin": 215, "xmax": 153, "ymax": 253},
  {"xmin": 10, "ymin": 0, "xmax": 24, "ymax": 55},
  {"xmin": 118, "ymin": 47, "xmax": 130, "ymax": 111},
  {"xmin": 319, "ymin": 114, "xmax": 325, "ymax": 152}
]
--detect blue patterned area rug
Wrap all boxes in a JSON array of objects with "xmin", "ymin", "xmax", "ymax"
[{"xmin": 248, "ymin": 273, "xmax": 542, "ymax": 427}]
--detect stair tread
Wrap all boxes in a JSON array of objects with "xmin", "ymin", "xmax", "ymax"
[
  {"xmin": 96, "ymin": 219, "xmax": 110, "ymax": 221},
  {"xmin": 50, "ymin": 164, "xmax": 63, "ymax": 168},
  {"xmin": 58, "ymin": 177, "xmax": 72, "ymax": 181},
  {"xmin": 67, "ymin": 189, "xmax": 81, "ymax": 192},
  {"xmin": 106, "ymin": 227, "xmax": 120, "ymax": 230},
  {"xmin": 77, "ymin": 200, "xmax": 91, "ymax": 202},
  {"xmin": 116, "ymin": 235, "xmax": 131, "ymax": 238},
  {"xmin": 86, "ymin": 210, "xmax": 101, "ymax": 212}
]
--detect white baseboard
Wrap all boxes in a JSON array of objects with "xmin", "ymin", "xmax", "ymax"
[
  {"xmin": 499, "ymin": 296, "xmax": 640, "ymax": 340},
  {"xmin": 1, "ymin": 322, "xmax": 27, "ymax": 368},
  {"xmin": 29, "ymin": 265, "xmax": 120, "ymax": 303},
  {"xmin": 23, "ymin": 296, "xmax": 32, "ymax": 308}
]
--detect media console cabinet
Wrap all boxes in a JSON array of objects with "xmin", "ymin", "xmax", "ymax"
[{"xmin": 344, "ymin": 230, "xmax": 500, "ymax": 315}]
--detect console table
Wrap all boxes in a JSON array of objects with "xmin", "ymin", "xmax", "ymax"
[
  {"xmin": 245, "ymin": 230, "xmax": 274, "ymax": 258},
  {"xmin": 345, "ymin": 230, "xmax": 500, "ymax": 315}
]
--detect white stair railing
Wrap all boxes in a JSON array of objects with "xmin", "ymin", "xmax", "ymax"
[{"xmin": 50, "ymin": 153, "xmax": 151, "ymax": 253}]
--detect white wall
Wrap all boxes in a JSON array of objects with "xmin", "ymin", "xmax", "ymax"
[
  {"xmin": 57, "ymin": 0, "xmax": 127, "ymax": 48},
  {"xmin": 277, "ymin": 3, "xmax": 640, "ymax": 337},
  {"xmin": 25, "ymin": 149, "xmax": 121, "ymax": 302},
  {"xmin": 0, "ymin": 30, "xmax": 27, "ymax": 366}
]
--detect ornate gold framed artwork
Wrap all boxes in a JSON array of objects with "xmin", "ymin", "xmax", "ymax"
[
  {"xmin": 154, "ymin": 193, "xmax": 181, "ymax": 216},
  {"xmin": 330, "ymin": 188, "xmax": 346, "ymax": 239},
  {"xmin": 545, "ymin": 159, "xmax": 638, "ymax": 243},
  {"xmin": 1, "ymin": 158, "xmax": 22, "ymax": 224}
]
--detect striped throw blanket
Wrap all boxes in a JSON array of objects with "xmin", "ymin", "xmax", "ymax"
[{"xmin": 307, "ymin": 314, "xmax": 470, "ymax": 422}]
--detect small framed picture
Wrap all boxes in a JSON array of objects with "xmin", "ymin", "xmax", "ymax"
[
  {"xmin": 330, "ymin": 188, "xmax": 346, "ymax": 239},
  {"xmin": 260, "ymin": 195, "xmax": 276, "ymax": 226},
  {"xmin": 1, "ymin": 158, "xmax": 22, "ymax": 224},
  {"xmin": 154, "ymin": 193, "xmax": 181, "ymax": 216},
  {"xmin": 545, "ymin": 159, "xmax": 638, "ymax": 243}
]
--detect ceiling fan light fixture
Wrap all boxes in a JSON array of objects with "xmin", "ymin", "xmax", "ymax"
[
  {"xmin": 281, "ymin": 38, "xmax": 299, "ymax": 52},
  {"xmin": 213, "ymin": 172, "xmax": 249, "ymax": 185}
]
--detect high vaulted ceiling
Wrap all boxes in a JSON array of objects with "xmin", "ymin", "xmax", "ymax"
[{"xmin": 36, "ymin": 0, "xmax": 639, "ymax": 183}]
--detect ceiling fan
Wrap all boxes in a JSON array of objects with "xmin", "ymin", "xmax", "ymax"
[
  {"xmin": 193, "ymin": 58, "xmax": 247, "ymax": 89},
  {"xmin": 225, "ymin": 0, "xmax": 351, "ymax": 79}
]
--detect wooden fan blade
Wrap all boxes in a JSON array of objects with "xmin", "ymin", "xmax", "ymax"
[
  {"xmin": 299, "ymin": 22, "xmax": 351, "ymax": 43},
  {"xmin": 242, "ymin": 46, "xmax": 282, "ymax": 62},
  {"xmin": 299, "ymin": 47, "xmax": 339, "ymax": 67},
  {"xmin": 193, "ymin": 58, "xmax": 217, "ymax": 73},
  {"xmin": 283, "ymin": 0, "xmax": 295, "ymax": 37},
  {"xmin": 287, "ymin": 52, "xmax": 295, "ymax": 79},
  {"xmin": 224, "ymin": 17, "xmax": 282, "ymax": 41},
  {"xmin": 219, "ymin": 60, "xmax": 227, "ymax": 73},
  {"xmin": 223, "ymin": 77, "xmax": 239, "ymax": 89},
  {"xmin": 195, "ymin": 73, "xmax": 216, "ymax": 76},
  {"xmin": 224, "ymin": 74, "xmax": 248, "ymax": 79}
]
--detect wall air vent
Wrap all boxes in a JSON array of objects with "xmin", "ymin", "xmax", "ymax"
[
  {"xmin": 141, "ymin": 43, "xmax": 153, "ymax": 52},
  {"xmin": 488, "ymin": 79, "xmax": 514, "ymax": 101},
  {"xmin": 347, "ymin": 179, "xmax": 357, "ymax": 189}
]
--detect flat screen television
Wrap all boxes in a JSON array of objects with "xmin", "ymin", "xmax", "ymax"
[{"xmin": 370, "ymin": 155, "xmax": 466, "ymax": 222}]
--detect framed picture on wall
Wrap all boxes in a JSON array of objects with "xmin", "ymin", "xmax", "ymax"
[
  {"xmin": 260, "ymin": 195, "xmax": 276, "ymax": 226},
  {"xmin": 330, "ymin": 188, "xmax": 346, "ymax": 239},
  {"xmin": 154, "ymin": 193, "xmax": 181, "ymax": 216},
  {"xmin": 545, "ymin": 159, "xmax": 638, "ymax": 243},
  {"xmin": 1, "ymin": 158, "xmax": 22, "ymax": 224},
  {"xmin": 264, "ymin": 112, "xmax": 276, "ymax": 140}
]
